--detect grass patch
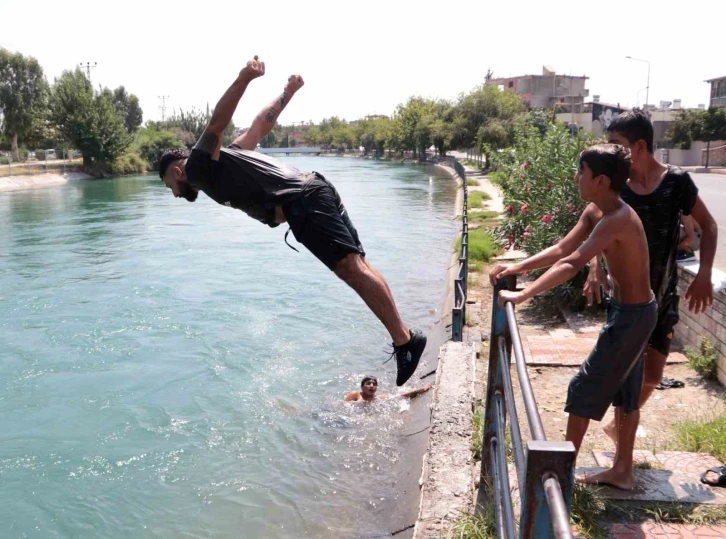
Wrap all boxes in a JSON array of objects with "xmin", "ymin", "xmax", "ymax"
[
  {"xmin": 571, "ymin": 484, "xmax": 609, "ymax": 539},
  {"xmin": 674, "ymin": 414, "xmax": 726, "ymax": 462},
  {"xmin": 467, "ymin": 178, "xmax": 481, "ymax": 186},
  {"xmin": 471, "ymin": 403, "xmax": 483, "ymax": 461},
  {"xmin": 469, "ymin": 211, "xmax": 499, "ymax": 223},
  {"xmin": 456, "ymin": 229, "xmax": 501, "ymax": 263},
  {"xmin": 450, "ymin": 505, "xmax": 496, "ymax": 539},
  {"xmin": 468, "ymin": 191, "xmax": 491, "ymax": 209},
  {"xmin": 469, "ymin": 260, "xmax": 483, "ymax": 272},
  {"xmin": 686, "ymin": 338, "xmax": 719, "ymax": 380},
  {"xmin": 633, "ymin": 460, "xmax": 663, "ymax": 470}
]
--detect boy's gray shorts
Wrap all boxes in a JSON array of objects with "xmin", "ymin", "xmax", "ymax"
[{"xmin": 565, "ymin": 296, "xmax": 657, "ymax": 421}]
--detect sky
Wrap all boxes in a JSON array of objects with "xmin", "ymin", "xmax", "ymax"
[{"xmin": 1, "ymin": 0, "xmax": 724, "ymax": 128}]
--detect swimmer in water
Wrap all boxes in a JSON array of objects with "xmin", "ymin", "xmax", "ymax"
[{"xmin": 344, "ymin": 375, "xmax": 433, "ymax": 403}]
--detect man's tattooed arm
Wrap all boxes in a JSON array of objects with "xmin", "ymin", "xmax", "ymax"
[
  {"xmin": 263, "ymin": 90, "xmax": 290, "ymax": 125},
  {"xmin": 231, "ymin": 78, "xmax": 303, "ymax": 150},
  {"xmin": 194, "ymin": 132, "xmax": 220, "ymax": 154}
]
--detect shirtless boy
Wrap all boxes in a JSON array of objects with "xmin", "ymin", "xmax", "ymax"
[{"xmin": 490, "ymin": 144, "xmax": 656, "ymax": 489}]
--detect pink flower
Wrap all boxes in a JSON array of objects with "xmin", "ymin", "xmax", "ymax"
[
  {"xmin": 523, "ymin": 183, "xmax": 530, "ymax": 193},
  {"xmin": 524, "ymin": 225, "xmax": 532, "ymax": 233},
  {"xmin": 545, "ymin": 183, "xmax": 552, "ymax": 191},
  {"xmin": 522, "ymin": 161, "xmax": 531, "ymax": 170},
  {"xmin": 505, "ymin": 204, "xmax": 515, "ymax": 215},
  {"xmin": 523, "ymin": 231, "xmax": 531, "ymax": 239},
  {"xmin": 541, "ymin": 214, "xmax": 553, "ymax": 224},
  {"xmin": 521, "ymin": 204, "xmax": 530, "ymax": 215},
  {"xmin": 522, "ymin": 271, "xmax": 529, "ymax": 278}
]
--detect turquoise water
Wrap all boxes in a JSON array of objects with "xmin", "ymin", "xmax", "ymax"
[{"xmin": 0, "ymin": 157, "xmax": 458, "ymax": 538}]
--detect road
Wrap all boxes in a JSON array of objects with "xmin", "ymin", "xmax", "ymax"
[{"xmin": 691, "ymin": 173, "xmax": 726, "ymax": 271}]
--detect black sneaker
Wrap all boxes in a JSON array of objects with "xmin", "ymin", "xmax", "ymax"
[
  {"xmin": 393, "ymin": 330, "xmax": 427, "ymax": 386},
  {"xmin": 676, "ymin": 250, "xmax": 696, "ymax": 263}
]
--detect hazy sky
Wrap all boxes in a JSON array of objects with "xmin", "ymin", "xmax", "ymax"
[{"xmin": 2, "ymin": 0, "xmax": 723, "ymax": 128}]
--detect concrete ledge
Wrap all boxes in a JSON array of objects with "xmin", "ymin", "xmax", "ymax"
[{"xmin": 414, "ymin": 342, "xmax": 476, "ymax": 538}]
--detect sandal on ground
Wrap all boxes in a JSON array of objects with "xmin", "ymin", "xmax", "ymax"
[
  {"xmin": 655, "ymin": 377, "xmax": 685, "ymax": 390},
  {"xmin": 700, "ymin": 466, "xmax": 726, "ymax": 487}
]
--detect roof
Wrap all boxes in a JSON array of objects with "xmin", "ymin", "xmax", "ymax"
[{"xmin": 705, "ymin": 76, "xmax": 726, "ymax": 83}]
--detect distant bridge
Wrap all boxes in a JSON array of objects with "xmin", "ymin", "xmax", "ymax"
[{"xmin": 256, "ymin": 147, "xmax": 323, "ymax": 155}]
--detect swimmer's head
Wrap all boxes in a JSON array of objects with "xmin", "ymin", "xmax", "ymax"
[{"xmin": 360, "ymin": 375, "xmax": 378, "ymax": 397}]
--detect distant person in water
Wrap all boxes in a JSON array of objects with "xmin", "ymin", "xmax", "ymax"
[
  {"xmin": 344, "ymin": 375, "xmax": 433, "ymax": 402},
  {"xmin": 158, "ymin": 56, "xmax": 426, "ymax": 386}
]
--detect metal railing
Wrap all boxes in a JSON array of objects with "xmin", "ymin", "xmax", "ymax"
[
  {"xmin": 450, "ymin": 159, "xmax": 467, "ymax": 342},
  {"xmin": 482, "ymin": 276, "xmax": 576, "ymax": 538}
]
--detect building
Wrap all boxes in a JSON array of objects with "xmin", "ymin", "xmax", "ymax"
[
  {"xmin": 706, "ymin": 76, "xmax": 726, "ymax": 108},
  {"xmin": 487, "ymin": 66, "xmax": 589, "ymax": 109}
]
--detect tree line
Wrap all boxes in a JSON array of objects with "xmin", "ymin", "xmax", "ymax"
[
  {"xmin": 1, "ymin": 47, "xmax": 553, "ymax": 175},
  {"xmin": 0, "ymin": 49, "xmax": 236, "ymax": 174}
]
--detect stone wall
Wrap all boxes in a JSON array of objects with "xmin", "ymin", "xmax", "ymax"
[{"xmin": 674, "ymin": 264, "xmax": 726, "ymax": 385}]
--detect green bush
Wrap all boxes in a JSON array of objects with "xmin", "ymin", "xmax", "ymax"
[
  {"xmin": 466, "ymin": 178, "xmax": 481, "ymax": 186},
  {"xmin": 109, "ymin": 151, "xmax": 149, "ymax": 176},
  {"xmin": 686, "ymin": 338, "xmax": 719, "ymax": 381},
  {"xmin": 134, "ymin": 128, "xmax": 186, "ymax": 170},
  {"xmin": 491, "ymin": 124, "xmax": 598, "ymax": 309},
  {"xmin": 35, "ymin": 149, "xmax": 46, "ymax": 161},
  {"xmin": 0, "ymin": 157, "xmax": 9, "ymax": 165}
]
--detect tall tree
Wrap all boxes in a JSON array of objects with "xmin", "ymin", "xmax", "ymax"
[
  {"xmin": 697, "ymin": 106, "xmax": 726, "ymax": 168},
  {"xmin": 50, "ymin": 68, "xmax": 131, "ymax": 166},
  {"xmin": 109, "ymin": 86, "xmax": 143, "ymax": 133},
  {"xmin": 0, "ymin": 49, "xmax": 49, "ymax": 160}
]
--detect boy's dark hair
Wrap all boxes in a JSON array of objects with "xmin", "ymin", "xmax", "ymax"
[
  {"xmin": 361, "ymin": 375, "xmax": 378, "ymax": 388},
  {"xmin": 579, "ymin": 144, "xmax": 632, "ymax": 192},
  {"xmin": 159, "ymin": 148, "xmax": 189, "ymax": 179},
  {"xmin": 606, "ymin": 109, "xmax": 654, "ymax": 153}
]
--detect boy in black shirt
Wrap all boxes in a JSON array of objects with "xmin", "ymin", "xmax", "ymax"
[
  {"xmin": 583, "ymin": 110, "xmax": 718, "ymax": 442},
  {"xmin": 159, "ymin": 57, "xmax": 426, "ymax": 386}
]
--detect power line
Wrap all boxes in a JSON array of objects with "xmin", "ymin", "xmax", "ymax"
[
  {"xmin": 79, "ymin": 62, "xmax": 97, "ymax": 85},
  {"xmin": 158, "ymin": 95, "xmax": 169, "ymax": 122}
]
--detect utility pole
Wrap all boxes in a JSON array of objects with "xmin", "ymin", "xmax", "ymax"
[
  {"xmin": 626, "ymin": 56, "xmax": 650, "ymax": 110},
  {"xmin": 158, "ymin": 95, "xmax": 170, "ymax": 122},
  {"xmin": 79, "ymin": 61, "xmax": 97, "ymax": 85}
]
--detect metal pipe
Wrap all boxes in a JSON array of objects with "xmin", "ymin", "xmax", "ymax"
[
  {"xmin": 494, "ymin": 394, "xmax": 517, "ymax": 538},
  {"xmin": 498, "ymin": 339, "xmax": 526, "ymax": 487},
  {"xmin": 455, "ymin": 281, "xmax": 465, "ymax": 308},
  {"xmin": 490, "ymin": 438, "xmax": 505, "ymax": 538},
  {"xmin": 542, "ymin": 473, "xmax": 574, "ymax": 539},
  {"xmin": 505, "ymin": 302, "xmax": 546, "ymax": 441}
]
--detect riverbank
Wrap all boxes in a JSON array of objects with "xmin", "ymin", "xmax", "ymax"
[{"xmin": 0, "ymin": 171, "xmax": 92, "ymax": 193}]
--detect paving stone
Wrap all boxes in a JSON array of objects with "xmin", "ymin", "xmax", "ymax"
[
  {"xmin": 576, "ymin": 467, "xmax": 726, "ymax": 505},
  {"xmin": 653, "ymin": 451, "xmax": 723, "ymax": 475},
  {"xmin": 593, "ymin": 450, "xmax": 658, "ymax": 468},
  {"xmin": 610, "ymin": 522, "xmax": 726, "ymax": 538}
]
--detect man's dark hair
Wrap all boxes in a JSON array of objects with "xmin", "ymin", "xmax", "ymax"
[
  {"xmin": 579, "ymin": 144, "xmax": 632, "ymax": 192},
  {"xmin": 159, "ymin": 148, "xmax": 189, "ymax": 179},
  {"xmin": 361, "ymin": 375, "xmax": 378, "ymax": 388},
  {"xmin": 606, "ymin": 109, "xmax": 654, "ymax": 153}
]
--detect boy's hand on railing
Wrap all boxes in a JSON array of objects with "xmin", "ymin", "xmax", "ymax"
[
  {"xmin": 489, "ymin": 263, "xmax": 518, "ymax": 286},
  {"xmin": 498, "ymin": 289, "xmax": 525, "ymax": 307}
]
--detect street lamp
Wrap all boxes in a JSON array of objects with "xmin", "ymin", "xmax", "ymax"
[{"xmin": 626, "ymin": 56, "xmax": 650, "ymax": 109}]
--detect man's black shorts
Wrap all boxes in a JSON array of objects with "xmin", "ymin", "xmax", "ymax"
[
  {"xmin": 282, "ymin": 173, "xmax": 365, "ymax": 271},
  {"xmin": 649, "ymin": 293, "xmax": 680, "ymax": 356}
]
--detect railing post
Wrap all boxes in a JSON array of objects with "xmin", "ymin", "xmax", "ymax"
[
  {"xmin": 519, "ymin": 440, "xmax": 576, "ymax": 539},
  {"xmin": 482, "ymin": 275, "xmax": 516, "ymax": 478}
]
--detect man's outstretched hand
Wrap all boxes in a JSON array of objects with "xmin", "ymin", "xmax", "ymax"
[
  {"xmin": 285, "ymin": 75, "xmax": 305, "ymax": 93},
  {"xmin": 240, "ymin": 56, "xmax": 265, "ymax": 82}
]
